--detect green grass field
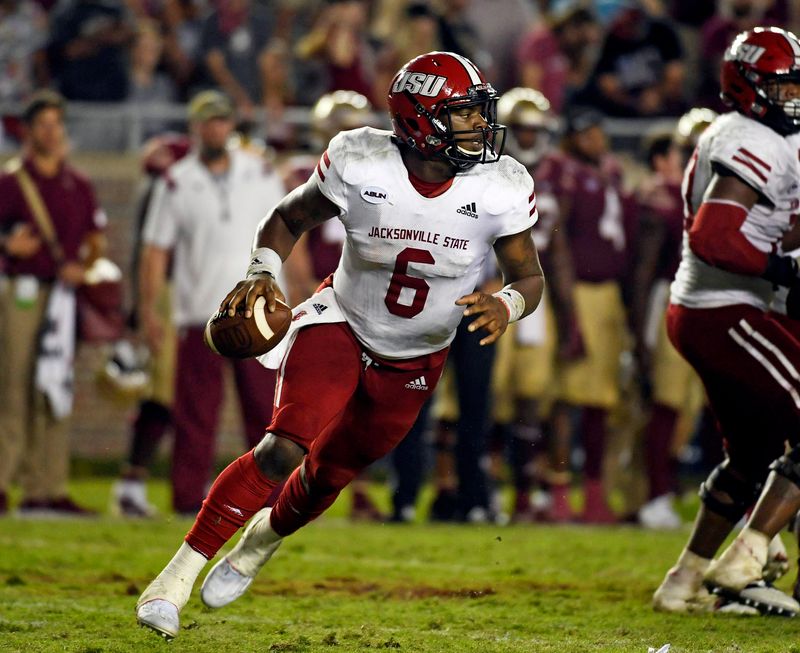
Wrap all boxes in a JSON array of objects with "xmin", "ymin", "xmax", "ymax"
[{"xmin": 2, "ymin": 479, "xmax": 800, "ymax": 653}]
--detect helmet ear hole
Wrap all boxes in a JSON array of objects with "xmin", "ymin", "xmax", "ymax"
[{"xmin": 406, "ymin": 118, "xmax": 420, "ymax": 133}]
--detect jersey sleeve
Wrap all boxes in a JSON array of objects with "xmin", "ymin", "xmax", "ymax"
[
  {"xmin": 142, "ymin": 176, "xmax": 178, "ymax": 249},
  {"xmin": 494, "ymin": 166, "xmax": 538, "ymax": 239},
  {"xmin": 313, "ymin": 131, "xmax": 349, "ymax": 213},
  {"xmin": 708, "ymin": 126, "xmax": 787, "ymax": 205}
]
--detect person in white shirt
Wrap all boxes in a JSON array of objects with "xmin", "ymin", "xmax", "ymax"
[
  {"xmin": 139, "ymin": 90, "xmax": 286, "ymax": 515},
  {"xmin": 136, "ymin": 52, "xmax": 545, "ymax": 640}
]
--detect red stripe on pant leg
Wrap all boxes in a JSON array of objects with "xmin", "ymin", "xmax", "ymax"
[{"xmin": 186, "ymin": 451, "xmax": 280, "ymax": 559}]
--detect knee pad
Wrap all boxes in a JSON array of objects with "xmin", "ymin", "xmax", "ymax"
[
  {"xmin": 699, "ymin": 460, "xmax": 762, "ymax": 523},
  {"xmin": 769, "ymin": 445, "xmax": 800, "ymax": 489}
]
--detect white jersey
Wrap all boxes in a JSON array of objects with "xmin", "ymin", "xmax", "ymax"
[
  {"xmin": 671, "ymin": 112, "xmax": 800, "ymax": 310},
  {"xmin": 143, "ymin": 148, "xmax": 286, "ymax": 327},
  {"xmin": 314, "ymin": 127, "xmax": 537, "ymax": 358}
]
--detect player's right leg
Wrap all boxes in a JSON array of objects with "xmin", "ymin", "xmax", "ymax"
[
  {"xmin": 656, "ymin": 305, "xmax": 800, "ymax": 615},
  {"xmin": 136, "ymin": 324, "xmax": 361, "ymax": 639},
  {"xmin": 201, "ymin": 341, "xmax": 447, "ymax": 609}
]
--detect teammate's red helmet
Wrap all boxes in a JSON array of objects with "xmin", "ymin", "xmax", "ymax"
[
  {"xmin": 388, "ymin": 51, "xmax": 505, "ymax": 170},
  {"xmin": 721, "ymin": 27, "xmax": 800, "ymax": 135}
]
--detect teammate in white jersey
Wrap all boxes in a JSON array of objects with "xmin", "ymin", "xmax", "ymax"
[
  {"xmin": 136, "ymin": 51, "xmax": 544, "ymax": 640},
  {"xmin": 653, "ymin": 27, "xmax": 800, "ymax": 616}
]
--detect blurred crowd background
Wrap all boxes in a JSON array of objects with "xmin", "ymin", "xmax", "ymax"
[{"xmin": 1, "ymin": 0, "xmax": 796, "ymax": 527}]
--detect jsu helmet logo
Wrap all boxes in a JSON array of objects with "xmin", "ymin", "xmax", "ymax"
[
  {"xmin": 392, "ymin": 72, "xmax": 447, "ymax": 97},
  {"xmin": 727, "ymin": 43, "xmax": 765, "ymax": 64}
]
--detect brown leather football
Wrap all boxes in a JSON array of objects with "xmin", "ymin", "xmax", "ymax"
[{"xmin": 203, "ymin": 297, "xmax": 292, "ymax": 359}]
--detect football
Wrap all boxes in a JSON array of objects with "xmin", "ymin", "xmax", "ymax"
[{"xmin": 204, "ymin": 297, "xmax": 292, "ymax": 359}]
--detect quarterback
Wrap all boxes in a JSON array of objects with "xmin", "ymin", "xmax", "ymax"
[
  {"xmin": 136, "ymin": 51, "xmax": 544, "ymax": 639},
  {"xmin": 653, "ymin": 27, "xmax": 800, "ymax": 616}
]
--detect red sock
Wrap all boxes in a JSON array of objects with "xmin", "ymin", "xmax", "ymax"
[
  {"xmin": 186, "ymin": 451, "xmax": 279, "ymax": 558},
  {"xmin": 270, "ymin": 466, "xmax": 341, "ymax": 537}
]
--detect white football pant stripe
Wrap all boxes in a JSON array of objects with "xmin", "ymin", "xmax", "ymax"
[{"xmin": 728, "ymin": 323, "xmax": 800, "ymax": 409}]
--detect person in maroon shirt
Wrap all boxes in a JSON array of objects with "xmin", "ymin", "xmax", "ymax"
[
  {"xmin": 536, "ymin": 106, "xmax": 637, "ymax": 523},
  {"xmin": 0, "ymin": 90, "xmax": 107, "ymax": 516},
  {"xmin": 631, "ymin": 129, "xmax": 701, "ymax": 529}
]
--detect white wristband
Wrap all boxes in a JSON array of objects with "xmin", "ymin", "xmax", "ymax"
[
  {"xmin": 493, "ymin": 286, "xmax": 525, "ymax": 323},
  {"xmin": 247, "ymin": 247, "xmax": 282, "ymax": 279}
]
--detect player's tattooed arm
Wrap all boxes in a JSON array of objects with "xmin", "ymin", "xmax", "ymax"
[
  {"xmin": 222, "ymin": 179, "xmax": 340, "ymax": 316},
  {"xmin": 457, "ymin": 228, "xmax": 545, "ymax": 346},
  {"xmin": 252, "ymin": 178, "xmax": 341, "ymax": 259},
  {"xmin": 493, "ymin": 227, "xmax": 545, "ymax": 317}
]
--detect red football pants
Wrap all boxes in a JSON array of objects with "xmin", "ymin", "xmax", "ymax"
[
  {"xmin": 268, "ymin": 322, "xmax": 448, "ymax": 535},
  {"xmin": 667, "ymin": 303, "xmax": 800, "ymax": 478}
]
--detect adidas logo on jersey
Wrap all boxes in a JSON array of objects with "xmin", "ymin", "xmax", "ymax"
[
  {"xmin": 313, "ymin": 303, "xmax": 328, "ymax": 315},
  {"xmin": 405, "ymin": 375, "xmax": 428, "ymax": 390},
  {"xmin": 457, "ymin": 202, "xmax": 478, "ymax": 219}
]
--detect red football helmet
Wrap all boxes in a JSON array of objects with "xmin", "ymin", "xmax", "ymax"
[
  {"xmin": 388, "ymin": 51, "xmax": 505, "ymax": 170},
  {"xmin": 721, "ymin": 27, "xmax": 800, "ymax": 135}
]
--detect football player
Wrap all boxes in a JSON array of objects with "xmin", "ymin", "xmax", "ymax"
[
  {"xmin": 536, "ymin": 106, "xmax": 637, "ymax": 523},
  {"xmin": 136, "ymin": 51, "xmax": 544, "ymax": 640},
  {"xmin": 652, "ymin": 27, "xmax": 800, "ymax": 616}
]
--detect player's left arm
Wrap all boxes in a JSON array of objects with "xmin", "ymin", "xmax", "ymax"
[{"xmin": 456, "ymin": 228, "xmax": 544, "ymax": 346}]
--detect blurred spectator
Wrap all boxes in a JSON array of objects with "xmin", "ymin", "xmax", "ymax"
[
  {"xmin": 516, "ymin": 1, "xmax": 601, "ymax": 113},
  {"xmin": 139, "ymin": 91, "xmax": 285, "ymax": 514},
  {"xmin": 372, "ymin": 2, "xmax": 442, "ymax": 111},
  {"xmin": 162, "ymin": 0, "xmax": 208, "ymax": 100},
  {"xmin": 489, "ymin": 87, "xmax": 564, "ymax": 522},
  {"xmin": 294, "ymin": 0, "xmax": 376, "ymax": 106},
  {"xmin": 579, "ymin": 1, "xmax": 686, "ymax": 116},
  {"xmin": 110, "ymin": 132, "xmax": 190, "ymax": 517},
  {"xmin": 465, "ymin": 0, "xmax": 538, "ymax": 91},
  {"xmin": 435, "ymin": 0, "xmax": 489, "ymax": 67},
  {"xmin": 698, "ymin": 0, "xmax": 778, "ymax": 112},
  {"xmin": 0, "ymin": 91, "xmax": 108, "ymax": 516},
  {"xmin": 48, "ymin": 0, "xmax": 135, "ymax": 101},
  {"xmin": 127, "ymin": 19, "xmax": 178, "ymax": 140},
  {"xmin": 537, "ymin": 106, "xmax": 637, "ymax": 523},
  {"xmin": 198, "ymin": 0, "xmax": 283, "ymax": 120},
  {"xmin": 0, "ymin": 0, "xmax": 49, "ymax": 105}
]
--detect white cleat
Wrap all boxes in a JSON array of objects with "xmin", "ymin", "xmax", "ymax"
[
  {"xmin": 705, "ymin": 531, "xmax": 799, "ymax": 617},
  {"xmin": 136, "ymin": 599, "xmax": 179, "ymax": 640},
  {"xmin": 200, "ymin": 558, "xmax": 255, "ymax": 609},
  {"xmin": 763, "ymin": 535, "xmax": 790, "ymax": 584},
  {"xmin": 653, "ymin": 566, "xmax": 717, "ymax": 613},
  {"xmin": 201, "ymin": 507, "xmax": 282, "ymax": 609}
]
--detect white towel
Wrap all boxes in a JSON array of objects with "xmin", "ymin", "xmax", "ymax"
[
  {"xmin": 257, "ymin": 286, "xmax": 345, "ymax": 370},
  {"xmin": 35, "ymin": 282, "xmax": 76, "ymax": 419}
]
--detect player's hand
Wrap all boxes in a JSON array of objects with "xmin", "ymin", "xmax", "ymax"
[
  {"xmin": 455, "ymin": 292, "xmax": 509, "ymax": 346},
  {"xmin": 5, "ymin": 223, "xmax": 41, "ymax": 259},
  {"xmin": 220, "ymin": 273, "xmax": 287, "ymax": 318}
]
